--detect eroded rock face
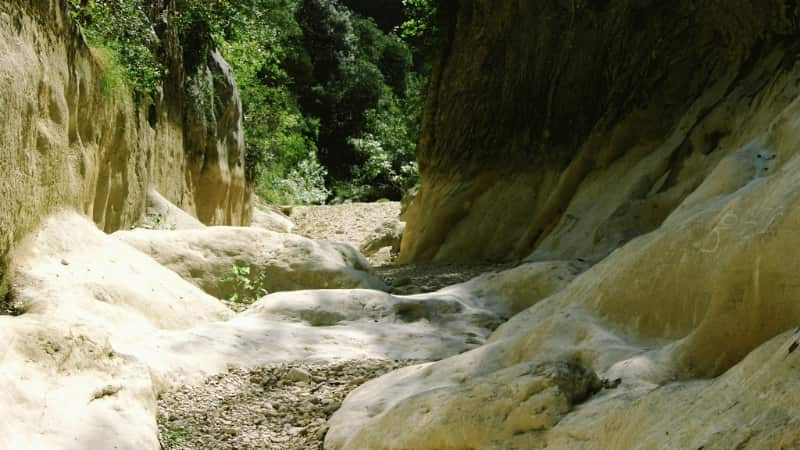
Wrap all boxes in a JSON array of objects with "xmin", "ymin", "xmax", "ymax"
[
  {"xmin": 182, "ymin": 50, "xmax": 250, "ymax": 226},
  {"xmin": 0, "ymin": 212, "xmax": 230, "ymax": 450},
  {"xmin": 251, "ymin": 198, "xmax": 296, "ymax": 233},
  {"xmin": 326, "ymin": 361, "xmax": 600, "ymax": 450},
  {"xmin": 359, "ymin": 219, "xmax": 405, "ymax": 258},
  {"xmin": 2, "ymin": 211, "xmax": 563, "ymax": 449},
  {"xmin": 328, "ymin": 1, "xmax": 800, "ymax": 448},
  {"xmin": 0, "ymin": 0, "xmax": 251, "ymax": 266},
  {"xmin": 328, "ymin": 97, "xmax": 800, "ymax": 449},
  {"xmin": 8, "ymin": 1, "xmax": 800, "ymax": 449},
  {"xmin": 401, "ymin": 0, "xmax": 800, "ymax": 263}
]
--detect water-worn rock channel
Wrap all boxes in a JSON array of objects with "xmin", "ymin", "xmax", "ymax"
[{"xmin": 156, "ymin": 202, "xmax": 515, "ymax": 449}]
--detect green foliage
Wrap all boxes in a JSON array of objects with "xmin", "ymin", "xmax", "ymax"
[
  {"xmin": 352, "ymin": 17, "xmax": 412, "ymax": 94},
  {"xmin": 167, "ymin": 428, "xmax": 190, "ymax": 444},
  {"xmin": 70, "ymin": 0, "xmax": 429, "ymax": 205},
  {"xmin": 286, "ymin": 0, "xmax": 420, "ymax": 192},
  {"xmin": 173, "ymin": 0, "xmax": 298, "ymax": 70},
  {"xmin": 90, "ymin": 48, "xmax": 126, "ymax": 96},
  {"xmin": 380, "ymin": 37, "xmax": 414, "ymax": 94},
  {"xmin": 340, "ymin": 0, "xmax": 406, "ymax": 32},
  {"xmin": 401, "ymin": 0, "xmax": 438, "ymax": 40},
  {"xmin": 347, "ymin": 81, "xmax": 421, "ymax": 200},
  {"xmin": 206, "ymin": 0, "xmax": 332, "ymax": 203},
  {"xmin": 143, "ymin": 212, "xmax": 177, "ymax": 231},
  {"xmin": 256, "ymin": 151, "xmax": 331, "ymax": 205},
  {"xmin": 401, "ymin": 0, "xmax": 440, "ymax": 59},
  {"xmin": 67, "ymin": 0, "xmax": 164, "ymax": 97},
  {"xmin": 220, "ymin": 265, "xmax": 268, "ymax": 304}
]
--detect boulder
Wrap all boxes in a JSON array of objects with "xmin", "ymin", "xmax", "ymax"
[
  {"xmin": 326, "ymin": 361, "xmax": 600, "ymax": 450},
  {"xmin": 140, "ymin": 190, "xmax": 206, "ymax": 231},
  {"xmin": 0, "ymin": 212, "xmax": 230, "ymax": 450},
  {"xmin": 251, "ymin": 204, "xmax": 295, "ymax": 234},
  {"xmin": 0, "ymin": 0, "xmax": 250, "ymax": 264},
  {"xmin": 359, "ymin": 220, "xmax": 405, "ymax": 259},
  {"xmin": 113, "ymin": 227, "xmax": 388, "ymax": 300}
]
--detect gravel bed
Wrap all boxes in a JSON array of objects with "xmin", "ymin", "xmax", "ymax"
[
  {"xmin": 286, "ymin": 201, "xmax": 517, "ymax": 292},
  {"xmin": 375, "ymin": 261, "xmax": 517, "ymax": 295},
  {"xmin": 158, "ymin": 203, "xmax": 518, "ymax": 448},
  {"xmin": 158, "ymin": 359, "xmax": 418, "ymax": 450},
  {"xmin": 288, "ymin": 202, "xmax": 401, "ymax": 266}
]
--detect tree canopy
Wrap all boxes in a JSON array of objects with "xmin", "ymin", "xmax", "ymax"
[{"xmin": 69, "ymin": 0, "xmax": 430, "ymax": 203}]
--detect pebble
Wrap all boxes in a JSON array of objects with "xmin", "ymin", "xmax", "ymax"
[
  {"xmin": 158, "ymin": 359, "xmax": 419, "ymax": 450},
  {"xmin": 286, "ymin": 368, "xmax": 312, "ymax": 383}
]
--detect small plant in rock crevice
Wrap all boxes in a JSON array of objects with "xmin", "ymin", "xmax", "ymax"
[
  {"xmin": 220, "ymin": 265, "xmax": 268, "ymax": 304},
  {"xmin": 141, "ymin": 212, "xmax": 176, "ymax": 230},
  {"xmin": 166, "ymin": 428, "xmax": 190, "ymax": 445}
]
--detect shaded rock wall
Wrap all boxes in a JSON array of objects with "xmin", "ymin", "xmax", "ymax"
[
  {"xmin": 401, "ymin": 0, "xmax": 800, "ymax": 263},
  {"xmin": 328, "ymin": 2, "xmax": 800, "ymax": 448},
  {"xmin": 0, "ymin": 0, "xmax": 251, "ymax": 270}
]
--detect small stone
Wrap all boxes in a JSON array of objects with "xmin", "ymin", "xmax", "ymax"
[
  {"xmin": 286, "ymin": 367, "xmax": 312, "ymax": 383},
  {"xmin": 323, "ymin": 400, "xmax": 342, "ymax": 414}
]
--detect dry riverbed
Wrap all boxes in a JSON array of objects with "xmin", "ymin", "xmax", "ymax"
[
  {"xmin": 158, "ymin": 202, "xmax": 516, "ymax": 449},
  {"xmin": 159, "ymin": 360, "xmax": 417, "ymax": 450}
]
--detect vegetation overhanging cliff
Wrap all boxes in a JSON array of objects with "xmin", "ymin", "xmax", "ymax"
[{"xmin": 0, "ymin": 0, "xmax": 251, "ymax": 281}]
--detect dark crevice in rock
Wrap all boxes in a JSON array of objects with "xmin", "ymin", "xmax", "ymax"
[
  {"xmin": 0, "ymin": 261, "xmax": 17, "ymax": 316},
  {"xmin": 0, "ymin": 286, "xmax": 22, "ymax": 317}
]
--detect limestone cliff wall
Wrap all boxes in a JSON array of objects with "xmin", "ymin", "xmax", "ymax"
[
  {"xmin": 328, "ymin": 4, "xmax": 800, "ymax": 448},
  {"xmin": 0, "ymin": 0, "xmax": 251, "ymax": 269},
  {"xmin": 401, "ymin": 0, "xmax": 800, "ymax": 263}
]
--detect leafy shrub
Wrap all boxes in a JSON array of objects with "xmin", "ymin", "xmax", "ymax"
[
  {"xmin": 220, "ymin": 265, "xmax": 268, "ymax": 304},
  {"xmin": 257, "ymin": 154, "xmax": 331, "ymax": 205},
  {"xmin": 67, "ymin": 0, "xmax": 164, "ymax": 97},
  {"xmin": 379, "ymin": 36, "xmax": 414, "ymax": 94},
  {"xmin": 69, "ymin": 0, "xmax": 429, "ymax": 204},
  {"xmin": 287, "ymin": 1, "xmax": 419, "ymax": 186},
  {"xmin": 345, "ymin": 79, "xmax": 423, "ymax": 200},
  {"xmin": 142, "ymin": 212, "xmax": 178, "ymax": 231},
  {"xmin": 89, "ymin": 48, "xmax": 127, "ymax": 96},
  {"xmin": 401, "ymin": 0, "xmax": 440, "ymax": 53}
]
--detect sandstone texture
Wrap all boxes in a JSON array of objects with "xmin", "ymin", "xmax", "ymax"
[
  {"xmin": 1, "ymin": 212, "xmax": 546, "ymax": 449},
  {"xmin": 325, "ymin": 1, "xmax": 800, "ymax": 448},
  {"xmin": 359, "ymin": 219, "xmax": 405, "ymax": 259},
  {"xmin": 252, "ymin": 199, "xmax": 296, "ymax": 234},
  {"xmin": 328, "ymin": 63, "xmax": 800, "ymax": 450},
  {"xmin": 0, "ymin": 213, "xmax": 231, "ymax": 450},
  {"xmin": 0, "ymin": 0, "xmax": 250, "ymax": 271},
  {"xmin": 6, "ymin": 0, "xmax": 800, "ymax": 449},
  {"xmin": 401, "ymin": 0, "xmax": 800, "ymax": 264}
]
